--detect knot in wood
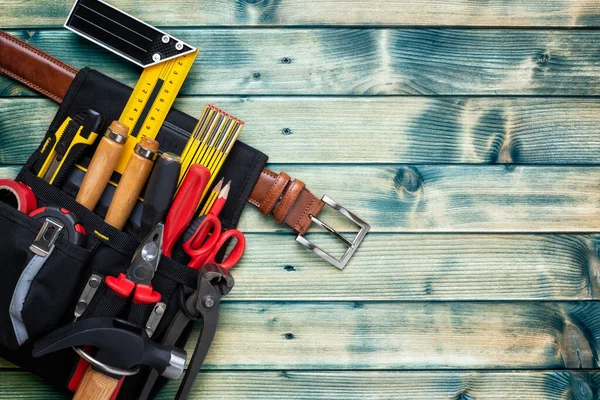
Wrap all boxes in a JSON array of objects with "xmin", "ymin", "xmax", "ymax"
[
  {"xmin": 570, "ymin": 375, "xmax": 593, "ymax": 400},
  {"xmin": 536, "ymin": 52, "xmax": 551, "ymax": 66},
  {"xmin": 394, "ymin": 167, "xmax": 422, "ymax": 194}
]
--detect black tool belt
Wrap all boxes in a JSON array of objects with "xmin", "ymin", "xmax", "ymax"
[{"xmin": 0, "ymin": 67, "xmax": 267, "ymax": 398}]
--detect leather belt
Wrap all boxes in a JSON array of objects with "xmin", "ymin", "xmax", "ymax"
[
  {"xmin": 0, "ymin": 30, "xmax": 369, "ymax": 269},
  {"xmin": 0, "ymin": 31, "xmax": 76, "ymax": 103}
]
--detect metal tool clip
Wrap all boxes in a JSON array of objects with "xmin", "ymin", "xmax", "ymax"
[
  {"xmin": 74, "ymin": 274, "xmax": 103, "ymax": 320},
  {"xmin": 30, "ymin": 218, "xmax": 65, "ymax": 257},
  {"xmin": 296, "ymin": 195, "xmax": 370, "ymax": 270},
  {"xmin": 145, "ymin": 302, "xmax": 167, "ymax": 337}
]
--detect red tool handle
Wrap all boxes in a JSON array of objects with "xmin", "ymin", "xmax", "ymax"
[
  {"xmin": 183, "ymin": 215, "xmax": 222, "ymax": 270},
  {"xmin": 204, "ymin": 229, "xmax": 246, "ymax": 271},
  {"xmin": 105, "ymin": 274, "xmax": 135, "ymax": 298},
  {"xmin": 163, "ymin": 165, "xmax": 211, "ymax": 257},
  {"xmin": 132, "ymin": 284, "xmax": 162, "ymax": 305},
  {"xmin": 105, "ymin": 274, "xmax": 161, "ymax": 305}
]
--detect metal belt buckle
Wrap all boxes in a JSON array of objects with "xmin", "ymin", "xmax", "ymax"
[{"xmin": 296, "ymin": 195, "xmax": 370, "ymax": 270}]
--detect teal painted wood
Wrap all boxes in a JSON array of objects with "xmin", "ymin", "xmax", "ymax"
[
  {"xmin": 231, "ymin": 233, "xmax": 600, "ymax": 301},
  {"xmin": 2, "ymin": 29, "xmax": 600, "ymax": 96},
  {"xmin": 181, "ymin": 301, "xmax": 600, "ymax": 369},
  {"xmin": 238, "ymin": 164, "xmax": 600, "ymax": 233},
  {"xmin": 2, "ymin": 0, "xmax": 600, "ymax": 28},
  {"xmin": 0, "ymin": 371, "xmax": 597, "ymax": 399},
  {"xmin": 5, "ymin": 97, "xmax": 600, "ymax": 165},
  {"xmin": 0, "ymin": 166, "xmax": 19, "ymax": 178},
  {"xmin": 3, "ymin": 165, "xmax": 600, "ymax": 232},
  {"xmin": 2, "ymin": 0, "xmax": 600, "ymax": 398},
  {"xmin": 2, "ymin": 301, "xmax": 597, "ymax": 370}
]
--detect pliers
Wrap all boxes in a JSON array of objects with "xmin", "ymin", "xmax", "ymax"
[
  {"xmin": 106, "ymin": 223, "xmax": 164, "ymax": 305},
  {"xmin": 137, "ymin": 263, "xmax": 234, "ymax": 400}
]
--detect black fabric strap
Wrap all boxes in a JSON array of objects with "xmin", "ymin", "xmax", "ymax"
[
  {"xmin": 128, "ymin": 303, "xmax": 153, "ymax": 327},
  {"xmin": 156, "ymin": 257, "xmax": 198, "ymax": 289},
  {"xmin": 17, "ymin": 170, "xmax": 140, "ymax": 255},
  {"xmin": 82, "ymin": 285, "xmax": 128, "ymax": 319}
]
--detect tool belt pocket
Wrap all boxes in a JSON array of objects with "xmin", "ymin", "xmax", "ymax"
[
  {"xmin": 0, "ymin": 201, "xmax": 92, "ymax": 350},
  {"xmin": 0, "ymin": 65, "xmax": 267, "ymax": 398}
]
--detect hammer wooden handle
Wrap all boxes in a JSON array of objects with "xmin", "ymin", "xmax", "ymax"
[
  {"xmin": 76, "ymin": 121, "xmax": 128, "ymax": 211},
  {"xmin": 73, "ymin": 366, "xmax": 119, "ymax": 400},
  {"xmin": 105, "ymin": 138, "xmax": 159, "ymax": 230}
]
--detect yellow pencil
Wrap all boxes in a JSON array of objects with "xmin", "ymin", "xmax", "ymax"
[
  {"xmin": 198, "ymin": 121, "xmax": 244, "ymax": 203},
  {"xmin": 200, "ymin": 178, "xmax": 224, "ymax": 216}
]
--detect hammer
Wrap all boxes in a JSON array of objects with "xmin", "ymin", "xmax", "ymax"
[{"xmin": 33, "ymin": 317, "xmax": 186, "ymax": 400}]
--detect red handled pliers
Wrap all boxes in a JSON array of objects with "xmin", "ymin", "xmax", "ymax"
[{"xmin": 106, "ymin": 223, "xmax": 163, "ymax": 304}]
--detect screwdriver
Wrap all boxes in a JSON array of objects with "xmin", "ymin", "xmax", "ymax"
[
  {"xmin": 163, "ymin": 164, "xmax": 210, "ymax": 257},
  {"xmin": 139, "ymin": 152, "xmax": 182, "ymax": 239},
  {"xmin": 76, "ymin": 121, "xmax": 129, "ymax": 211},
  {"xmin": 105, "ymin": 138, "xmax": 159, "ymax": 230}
]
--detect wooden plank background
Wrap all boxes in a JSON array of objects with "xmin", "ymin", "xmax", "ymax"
[{"xmin": 2, "ymin": 0, "xmax": 600, "ymax": 398}]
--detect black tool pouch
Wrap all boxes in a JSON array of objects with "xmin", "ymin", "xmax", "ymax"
[{"xmin": 0, "ymin": 67, "xmax": 268, "ymax": 399}]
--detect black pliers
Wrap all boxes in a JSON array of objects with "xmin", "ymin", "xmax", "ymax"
[{"xmin": 138, "ymin": 263, "xmax": 234, "ymax": 400}]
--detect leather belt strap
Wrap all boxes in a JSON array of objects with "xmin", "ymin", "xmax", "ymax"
[
  {"xmin": 249, "ymin": 169, "xmax": 324, "ymax": 235},
  {"xmin": 0, "ymin": 31, "xmax": 76, "ymax": 103},
  {"xmin": 0, "ymin": 30, "xmax": 323, "ymax": 235}
]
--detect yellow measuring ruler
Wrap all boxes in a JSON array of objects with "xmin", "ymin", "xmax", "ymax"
[{"xmin": 114, "ymin": 50, "xmax": 199, "ymax": 174}]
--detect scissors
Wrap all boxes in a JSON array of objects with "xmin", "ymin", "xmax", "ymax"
[
  {"xmin": 182, "ymin": 214, "xmax": 245, "ymax": 270},
  {"xmin": 163, "ymin": 164, "xmax": 245, "ymax": 270}
]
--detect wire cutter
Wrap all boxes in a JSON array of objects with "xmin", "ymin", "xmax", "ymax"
[{"xmin": 106, "ymin": 224, "xmax": 164, "ymax": 305}]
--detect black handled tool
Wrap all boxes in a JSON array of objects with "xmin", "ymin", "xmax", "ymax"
[
  {"xmin": 33, "ymin": 318, "xmax": 186, "ymax": 400},
  {"xmin": 138, "ymin": 264, "xmax": 234, "ymax": 400},
  {"xmin": 37, "ymin": 108, "xmax": 104, "ymax": 187},
  {"xmin": 140, "ymin": 152, "xmax": 182, "ymax": 239}
]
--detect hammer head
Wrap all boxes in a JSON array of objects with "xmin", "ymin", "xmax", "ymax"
[{"xmin": 33, "ymin": 317, "xmax": 186, "ymax": 379}]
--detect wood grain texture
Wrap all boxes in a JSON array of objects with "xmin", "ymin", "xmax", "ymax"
[
  {"xmin": 2, "ymin": 165, "xmax": 599, "ymax": 232},
  {"xmin": 0, "ymin": 370, "xmax": 599, "ymax": 399},
  {"xmin": 238, "ymin": 164, "xmax": 600, "ymax": 233},
  {"xmin": 232, "ymin": 233, "xmax": 600, "ymax": 301},
  {"xmin": 182, "ymin": 302, "xmax": 600, "ymax": 369},
  {"xmin": 72, "ymin": 367, "xmax": 119, "ymax": 400},
  {"xmin": 2, "ymin": 29, "xmax": 600, "ymax": 96},
  {"xmin": 0, "ymin": 166, "xmax": 19, "ymax": 179},
  {"xmin": 5, "ymin": 97, "xmax": 600, "ymax": 165},
  {"xmin": 1, "ymin": 0, "xmax": 600, "ymax": 28}
]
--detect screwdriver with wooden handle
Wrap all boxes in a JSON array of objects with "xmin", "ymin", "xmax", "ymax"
[
  {"xmin": 76, "ymin": 121, "xmax": 129, "ymax": 211},
  {"xmin": 105, "ymin": 138, "xmax": 159, "ymax": 230}
]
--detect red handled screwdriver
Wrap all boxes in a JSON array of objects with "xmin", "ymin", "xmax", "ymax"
[{"xmin": 163, "ymin": 164, "xmax": 211, "ymax": 258}]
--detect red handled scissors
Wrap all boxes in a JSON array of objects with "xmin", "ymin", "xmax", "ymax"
[{"xmin": 182, "ymin": 214, "xmax": 245, "ymax": 270}]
